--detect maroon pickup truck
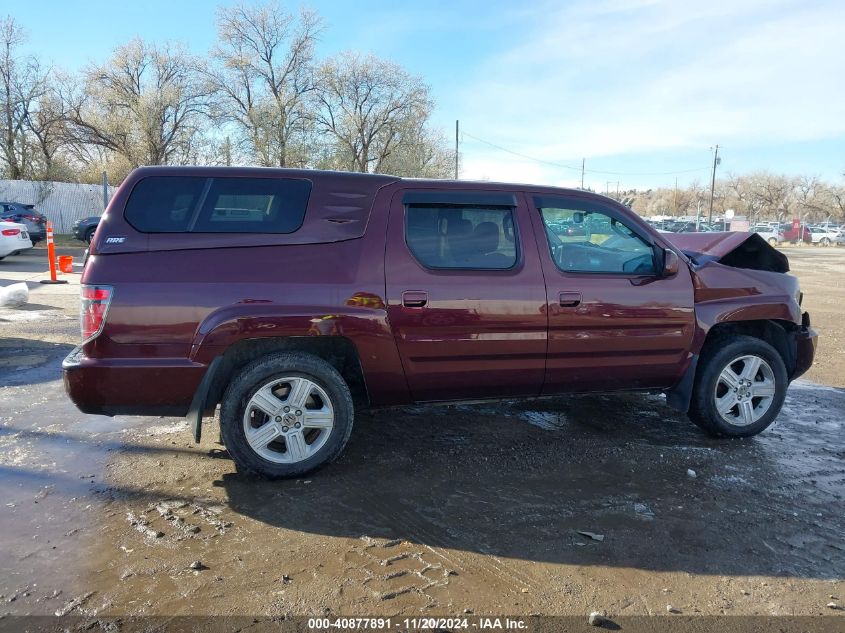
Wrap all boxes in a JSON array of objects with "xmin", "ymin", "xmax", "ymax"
[{"xmin": 63, "ymin": 167, "xmax": 817, "ymax": 478}]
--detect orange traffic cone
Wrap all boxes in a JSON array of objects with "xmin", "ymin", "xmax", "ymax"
[{"xmin": 40, "ymin": 221, "xmax": 68, "ymax": 285}]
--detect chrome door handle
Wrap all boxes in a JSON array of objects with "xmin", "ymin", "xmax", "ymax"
[
  {"xmin": 402, "ymin": 291, "xmax": 428, "ymax": 308},
  {"xmin": 559, "ymin": 291, "xmax": 582, "ymax": 307}
]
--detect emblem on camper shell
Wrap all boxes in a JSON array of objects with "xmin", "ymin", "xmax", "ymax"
[{"xmin": 105, "ymin": 236, "xmax": 126, "ymax": 244}]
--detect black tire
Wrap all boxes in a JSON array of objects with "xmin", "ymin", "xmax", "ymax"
[
  {"xmin": 767, "ymin": 238, "xmax": 777, "ymax": 246},
  {"xmin": 84, "ymin": 228, "xmax": 95, "ymax": 245},
  {"xmin": 687, "ymin": 335, "xmax": 788, "ymax": 437},
  {"xmin": 220, "ymin": 352, "xmax": 354, "ymax": 478}
]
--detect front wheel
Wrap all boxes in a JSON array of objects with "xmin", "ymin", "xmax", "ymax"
[
  {"xmin": 220, "ymin": 352, "xmax": 354, "ymax": 478},
  {"xmin": 687, "ymin": 335, "xmax": 788, "ymax": 437},
  {"xmin": 767, "ymin": 237, "xmax": 777, "ymax": 246}
]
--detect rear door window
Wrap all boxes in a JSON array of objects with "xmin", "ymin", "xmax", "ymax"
[
  {"xmin": 405, "ymin": 205, "xmax": 518, "ymax": 270},
  {"xmin": 124, "ymin": 176, "xmax": 311, "ymax": 233}
]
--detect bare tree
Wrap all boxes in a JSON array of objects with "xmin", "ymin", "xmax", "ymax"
[
  {"xmin": 64, "ymin": 38, "xmax": 211, "ymax": 170},
  {"xmin": 794, "ymin": 175, "xmax": 830, "ymax": 220},
  {"xmin": 24, "ymin": 78, "xmax": 72, "ymax": 179},
  {"xmin": 211, "ymin": 2, "xmax": 321, "ymax": 167},
  {"xmin": 377, "ymin": 121, "xmax": 453, "ymax": 178},
  {"xmin": 725, "ymin": 173, "xmax": 765, "ymax": 221},
  {"xmin": 825, "ymin": 186, "xmax": 845, "ymax": 222},
  {"xmin": 0, "ymin": 16, "xmax": 47, "ymax": 179},
  {"xmin": 314, "ymin": 52, "xmax": 434, "ymax": 173},
  {"xmin": 751, "ymin": 173, "xmax": 795, "ymax": 221}
]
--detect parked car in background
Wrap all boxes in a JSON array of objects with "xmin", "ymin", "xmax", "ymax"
[
  {"xmin": 782, "ymin": 222, "xmax": 812, "ymax": 244},
  {"xmin": 662, "ymin": 221, "xmax": 719, "ymax": 233},
  {"xmin": 63, "ymin": 166, "xmax": 817, "ymax": 478},
  {"xmin": 750, "ymin": 225, "xmax": 784, "ymax": 246},
  {"xmin": 0, "ymin": 220, "xmax": 33, "ymax": 260},
  {"xmin": 0, "ymin": 202, "xmax": 47, "ymax": 244},
  {"xmin": 71, "ymin": 216, "xmax": 101, "ymax": 244},
  {"xmin": 808, "ymin": 225, "xmax": 842, "ymax": 247}
]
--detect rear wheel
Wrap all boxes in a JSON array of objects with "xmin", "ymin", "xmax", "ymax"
[
  {"xmin": 84, "ymin": 228, "xmax": 95, "ymax": 245},
  {"xmin": 819, "ymin": 237, "xmax": 831, "ymax": 247},
  {"xmin": 220, "ymin": 352, "xmax": 354, "ymax": 478},
  {"xmin": 688, "ymin": 335, "xmax": 787, "ymax": 437},
  {"xmin": 767, "ymin": 237, "xmax": 777, "ymax": 246}
]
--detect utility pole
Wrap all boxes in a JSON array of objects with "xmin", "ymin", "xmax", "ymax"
[
  {"xmin": 580, "ymin": 158, "xmax": 585, "ymax": 189},
  {"xmin": 673, "ymin": 177, "xmax": 678, "ymax": 215},
  {"xmin": 102, "ymin": 171, "xmax": 108, "ymax": 211},
  {"xmin": 708, "ymin": 144, "xmax": 720, "ymax": 224},
  {"xmin": 455, "ymin": 120, "xmax": 459, "ymax": 180}
]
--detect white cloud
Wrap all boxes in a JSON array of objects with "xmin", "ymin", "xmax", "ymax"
[{"xmin": 457, "ymin": 0, "xmax": 845, "ymax": 181}]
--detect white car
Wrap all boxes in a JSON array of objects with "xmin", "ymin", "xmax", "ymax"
[
  {"xmin": 0, "ymin": 220, "xmax": 33, "ymax": 260},
  {"xmin": 809, "ymin": 226, "xmax": 842, "ymax": 247},
  {"xmin": 750, "ymin": 225, "xmax": 784, "ymax": 246}
]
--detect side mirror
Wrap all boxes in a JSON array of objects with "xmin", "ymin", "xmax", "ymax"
[{"xmin": 663, "ymin": 249, "xmax": 680, "ymax": 276}]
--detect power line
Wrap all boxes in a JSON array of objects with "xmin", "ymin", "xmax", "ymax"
[
  {"xmin": 461, "ymin": 130, "xmax": 712, "ymax": 177},
  {"xmin": 462, "ymin": 131, "xmax": 582, "ymax": 172}
]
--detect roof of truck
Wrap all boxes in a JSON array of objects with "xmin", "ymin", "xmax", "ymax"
[{"xmin": 129, "ymin": 165, "xmax": 607, "ymax": 199}]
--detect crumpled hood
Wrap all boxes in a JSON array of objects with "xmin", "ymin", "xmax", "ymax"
[
  {"xmin": 664, "ymin": 231, "xmax": 789, "ymax": 273},
  {"xmin": 663, "ymin": 231, "xmax": 753, "ymax": 258}
]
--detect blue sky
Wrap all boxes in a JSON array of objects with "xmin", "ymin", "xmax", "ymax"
[{"xmin": 10, "ymin": 0, "xmax": 845, "ymax": 189}]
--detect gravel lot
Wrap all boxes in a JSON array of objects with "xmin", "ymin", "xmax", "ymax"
[{"xmin": 1, "ymin": 246, "xmax": 843, "ymax": 624}]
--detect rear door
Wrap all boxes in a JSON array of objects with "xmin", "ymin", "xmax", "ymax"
[
  {"xmin": 530, "ymin": 194, "xmax": 695, "ymax": 393},
  {"xmin": 384, "ymin": 189, "xmax": 547, "ymax": 402}
]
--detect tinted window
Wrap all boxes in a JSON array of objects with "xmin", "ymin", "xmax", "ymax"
[
  {"xmin": 539, "ymin": 205, "xmax": 656, "ymax": 275},
  {"xmin": 125, "ymin": 176, "xmax": 311, "ymax": 233},
  {"xmin": 406, "ymin": 204, "xmax": 517, "ymax": 270}
]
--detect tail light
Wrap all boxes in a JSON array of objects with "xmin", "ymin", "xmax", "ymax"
[
  {"xmin": 81, "ymin": 285, "xmax": 113, "ymax": 342},
  {"xmin": 2, "ymin": 228, "xmax": 20, "ymax": 236}
]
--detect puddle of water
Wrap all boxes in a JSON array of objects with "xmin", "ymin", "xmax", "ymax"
[
  {"xmin": 522, "ymin": 410, "xmax": 569, "ymax": 431},
  {"xmin": 0, "ymin": 377, "xmax": 158, "ymax": 612}
]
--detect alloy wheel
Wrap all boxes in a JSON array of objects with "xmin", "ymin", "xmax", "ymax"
[
  {"xmin": 243, "ymin": 376, "xmax": 335, "ymax": 463},
  {"xmin": 713, "ymin": 355, "xmax": 777, "ymax": 426}
]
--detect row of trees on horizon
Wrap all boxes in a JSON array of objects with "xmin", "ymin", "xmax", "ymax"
[{"xmin": 618, "ymin": 173, "xmax": 845, "ymax": 224}]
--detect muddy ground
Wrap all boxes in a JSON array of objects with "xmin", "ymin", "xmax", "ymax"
[{"xmin": 1, "ymin": 246, "xmax": 843, "ymax": 624}]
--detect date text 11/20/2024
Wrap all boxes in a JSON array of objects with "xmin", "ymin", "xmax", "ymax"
[{"xmin": 307, "ymin": 617, "xmax": 527, "ymax": 630}]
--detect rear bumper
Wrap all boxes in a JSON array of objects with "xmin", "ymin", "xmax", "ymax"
[
  {"xmin": 0, "ymin": 241, "xmax": 32, "ymax": 256},
  {"xmin": 62, "ymin": 346, "xmax": 206, "ymax": 417},
  {"xmin": 790, "ymin": 313, "xmax": 817, "ymax": 380}
]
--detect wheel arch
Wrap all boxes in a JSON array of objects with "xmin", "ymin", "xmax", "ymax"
[
  {"xmin": 666, "ymin": 317, "xmax": 800, "ymax": 412},
  {"xmin": 205, "ymin": 336, "xmax": 369, "ymax": 415},
  {"xmin": 701, "ymin": 319, "xmax": 799, "ymax": 375}
]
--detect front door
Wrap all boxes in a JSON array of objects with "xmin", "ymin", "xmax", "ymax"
[
  {"xmin": 385, "ymin": 189, "xmax": 547, "ymax": 402},
  {"xmin": 529, "ymin": 194, "xmax": 695, "ymax": 393}
]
